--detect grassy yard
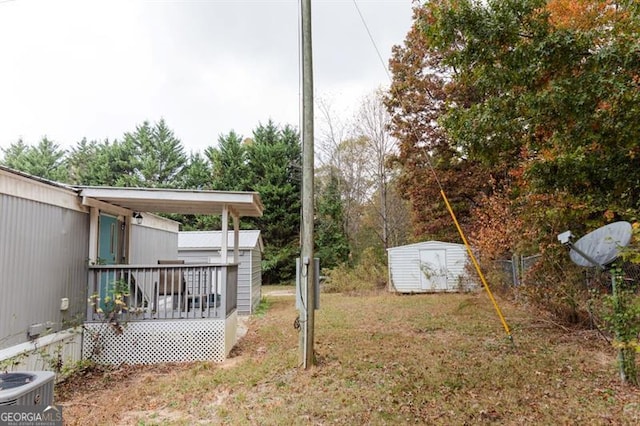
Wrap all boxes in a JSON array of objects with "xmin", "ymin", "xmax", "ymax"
[{"xmin": 57, "ymin": 289, "xmax": 640, "ymax": 425}]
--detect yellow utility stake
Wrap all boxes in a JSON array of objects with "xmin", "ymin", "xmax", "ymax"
[{"xmin": 440, "ymin": 189, "xmax": 513, "ymax": 343}]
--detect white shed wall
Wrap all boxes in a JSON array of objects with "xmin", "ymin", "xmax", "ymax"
[
  {"xmin": 388, "ymin": 241, "xmax": 469, "ymax": 293},
  {"xmin": 249, "ymin": 248, "xmax": 262, "ymax": 312},
  {"xmin": 178, "ymin": 246, "xmax": 261, "ymax": 315}
]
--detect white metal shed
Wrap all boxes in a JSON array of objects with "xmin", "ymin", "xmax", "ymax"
[
  {"xmin": 387, "ymin": 241, "xmax": 470, "ymax": 293},
  {"xmin": 178, "ymin": 230, "xmax": 263, "ymax": 314}
]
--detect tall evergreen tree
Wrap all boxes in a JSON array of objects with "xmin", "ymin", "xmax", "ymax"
[
  {"xmin": 180, "ymin": 151, "xmax": 212, "ymax": 190},
  {"xmin": 1, "ymin": 139, "xmax": 30, "ymax": 171},
  {"xmin": 174, "ymin": 151, "xmax": 217, "ymax": 231},
  {"xmin": 123, "ymin": 119, "xmax": 187, "ymax": 188},
  {"xmin": 67, "ymin": 138, "xmax": 137, "ymax": 186},
  {"xmin": 315, "ymin": 171, "xmax": 350, "ymax": 269},
  {"xmin": 1, "ymin": 137, "xmax": 68, "ymax": 182},
  {"xmin": 246, "ymin": 120, "xmax": 301, "ymax": 284},
  {"xmin": 206, "ymin": 131, "xmax": 250, "ymax": 191},
  {"xmin": 108, "ymin": 137, "xmax": 139, "ymax": 187},
  {"xmin": 67, "ymin": 137, "xmax": 98, "ymax": 184}
]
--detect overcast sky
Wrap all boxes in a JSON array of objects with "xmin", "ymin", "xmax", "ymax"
[{"xmin": 0, "ymin": 0, "xmax": 414, "ymax": 154}]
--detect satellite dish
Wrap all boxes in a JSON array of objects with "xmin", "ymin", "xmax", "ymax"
[{"xmin": 569, "ymin": 221, "xmax": 633, "ymax": 268}]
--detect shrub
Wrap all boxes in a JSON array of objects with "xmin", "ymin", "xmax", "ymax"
[
  {"xmin": 322, "ymin": 248, "xmax": 387, "ymax": 295},
  {"xmin": 517, "ymin": 249, "xmax": 593, "ymax": 325}
]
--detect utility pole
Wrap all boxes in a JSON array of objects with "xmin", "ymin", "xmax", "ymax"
[{"xmin": 300, "ymin": 0, "xmax": 315, "ymax": 368}]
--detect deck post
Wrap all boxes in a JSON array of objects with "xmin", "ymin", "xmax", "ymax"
[
  {"xmin": 232, "ymin": 211, "xmax": 240, "ymax": 264},
  {"xmin": 88, "ymin": 207, "xmax": 99, "ymax": 264},
  {"xmin": 221, "ymin": 205, "xmax": 228, "ymax": 262}
]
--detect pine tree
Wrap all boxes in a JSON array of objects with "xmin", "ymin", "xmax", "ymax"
[
  {"xmin": 124, "ymin": 119, "xmax": 187, "ymax": 188},
  {"xmin": 206, "ymin": 131, "xmax": 250, "ymax": 191},
  {"xmin": 1, "ymin": 137, "xmax": 68, "ymax": 182},
  {"xmin": 315, "ymin": 171, "xmax": 350, "ymax": 269},
  {"xmin": 246, "ymin": 120, "xmax": 302, "ymax": 284},
  {"xmin": 181, "ymin": 152, "xmax": 212, "ymax": 190}
]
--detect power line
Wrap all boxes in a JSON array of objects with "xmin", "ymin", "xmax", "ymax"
[{"xmin": 351, "ymin": 0, "xmax": 392, "ymax": 83}]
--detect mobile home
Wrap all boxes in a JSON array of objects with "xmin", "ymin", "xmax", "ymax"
[{"xmin": 0, "ymin": 166, "xmax": 263, "ymax": 370}]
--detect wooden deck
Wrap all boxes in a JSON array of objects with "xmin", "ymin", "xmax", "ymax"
[
  {"xmin": 87, "ymin": 263, "xmax": 238, "ymax": 322},
  {"xmin": 84, "ymin": 263, "xmax": 239, "ymax": 364}
]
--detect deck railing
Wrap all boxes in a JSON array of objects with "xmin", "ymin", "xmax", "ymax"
[{"xmin": 87, "ymin": 263, "xmax": 238, "ymax": 322}]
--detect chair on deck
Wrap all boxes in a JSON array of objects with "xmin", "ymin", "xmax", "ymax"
[
  {"xmin": 118, "ymin": 271, "xmax": 145, "ymax": 309},
  {"xmin": 154, "ymin": 260, "xmax": 187, "ymax": 313}
]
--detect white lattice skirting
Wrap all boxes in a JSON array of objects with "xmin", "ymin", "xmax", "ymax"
[{"xmin": 83, "ymin": 317, "xmax": 234, "ymax": 365}]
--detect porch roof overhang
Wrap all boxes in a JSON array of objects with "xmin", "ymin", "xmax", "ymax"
[{"xmin": 76, "ymin": 186, "xmax": 263, "ymax": 217}]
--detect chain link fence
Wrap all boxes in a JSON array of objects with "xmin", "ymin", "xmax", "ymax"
[
  {"xmin": 495, "ymin": 254, "xmax": 542, "ymax": 287},
  {"xmin": 491, "ymin": 252, "xmax": 640, "ymax": 329},
  {"xmin": 583, "ymin": 262, "xmax": 640, "ymax": 291},
  {"xmin": 496, "ymin": 254, "xmax": 640, "ymax": 290}
]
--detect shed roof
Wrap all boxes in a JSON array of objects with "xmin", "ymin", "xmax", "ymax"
[
  {"xmin": 387, "ymin": 240, "xmax": 466, "ymax": 252},
  {"xmin": 179, "ymin": 230, "xmax": 263, "ymax": 252}
]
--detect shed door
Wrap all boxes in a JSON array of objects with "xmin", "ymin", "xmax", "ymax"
[{"xmin": 419, "ymin": 249, "xmax": 447, "ymax": 290}]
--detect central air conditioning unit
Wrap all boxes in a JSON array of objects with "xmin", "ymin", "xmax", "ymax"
[{"xmin": 0, "ymin": 371, "xmax": 55, "ymax": 406}]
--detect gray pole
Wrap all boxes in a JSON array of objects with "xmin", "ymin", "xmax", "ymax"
[{"xmin": 301, "ymin": 0, "xmax": 315, "ymax": 368}]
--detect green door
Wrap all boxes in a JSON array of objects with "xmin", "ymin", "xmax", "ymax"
[
  {"xmin": 99, "ymin": 214, "xmax": 119, "ymax": 265},
  {"xmin": 98, "ymin": 214, "xmax": 122, "ymax": 312}
]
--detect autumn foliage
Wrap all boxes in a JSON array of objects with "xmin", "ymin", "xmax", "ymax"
[
  {"xmin": 546, "ymin": 0, "xmax": 620, "ymax": 30},
  {"xmin": 386, "ymin": 0, "xmax": 640, "ymax": 326}
]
